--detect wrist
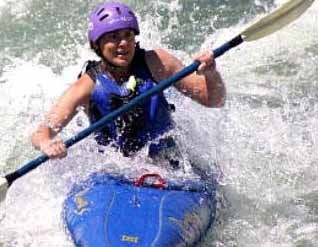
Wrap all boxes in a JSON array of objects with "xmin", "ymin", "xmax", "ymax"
[{"xmin": 203, "ymin": 67, "xmax": 218, "ymax": 78}]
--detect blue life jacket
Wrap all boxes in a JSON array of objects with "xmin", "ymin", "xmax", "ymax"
[{"xmin": 85, "ymin": 48, "xmax": 175, "ymax": 156}]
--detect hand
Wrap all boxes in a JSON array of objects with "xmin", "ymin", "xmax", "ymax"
[
  {"xmin": 39, "ymin": 137, "xmax": 67, "ymax": 159},
  {"xmin": 193, "ymin": 51, "xmax": 217, "ymax": 76}
]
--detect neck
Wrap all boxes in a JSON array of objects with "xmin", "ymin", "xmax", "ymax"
[{"xmin": 103, "ymin": 62, "xmax": 131, "ymax": 83}]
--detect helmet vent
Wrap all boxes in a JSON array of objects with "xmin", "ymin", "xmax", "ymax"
[
  {"xmin": 97, "ymin": 8, "xmax": 105, "ymax": 15},
  {"xmin": 116, "ymin": 7, "xmax": 121, "ymax": 14},
  {"xmin": 99, "ymin": 14, "xmax": 109, "ymax": 21},
  {"xmin": 88, "ymin": 3, "xmax": 139, "ymax": 42}
]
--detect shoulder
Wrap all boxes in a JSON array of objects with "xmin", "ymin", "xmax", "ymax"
[
  {"xmin": 144, "ymin": 49, "xmax": 183, "ymax": 81},
  {"xmin": 75, "ymin": 73, "xmax": 95, "ymax": 87},
  {"xmin": 64, "ymin": 74, "xmax": 95, "ymax": 105},
  {"xmin": 79, "ymin": 60, "xmax": 103, "ymax": 82}
]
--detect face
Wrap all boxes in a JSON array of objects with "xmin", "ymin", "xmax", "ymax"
[{"xmin": 99, "ymin": 29, "xmax": 136, "ymax": 67}]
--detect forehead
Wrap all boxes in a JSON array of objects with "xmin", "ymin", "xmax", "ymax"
[{"xmin": 103, "ymin": 28, "xmax": 135, "ymax": 37}]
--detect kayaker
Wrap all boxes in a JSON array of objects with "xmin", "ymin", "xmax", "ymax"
[{"xmin": 31, "ymin": 2, "xmax": 226, "ymax": 160}]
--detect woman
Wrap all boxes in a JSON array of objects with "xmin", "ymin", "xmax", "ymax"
[{"xmin": 31, "ymin": 2, "xmax": 226, "ymax": 160}]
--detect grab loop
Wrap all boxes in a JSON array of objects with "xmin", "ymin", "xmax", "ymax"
[{"xmin": 134, "ymin": 173, "xmax": 166, "ymax": 189}]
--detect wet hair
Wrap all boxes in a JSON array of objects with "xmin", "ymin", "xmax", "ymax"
[{"xmin": 90, "ymin": 40, "xmax": 103, "ymax": 58}]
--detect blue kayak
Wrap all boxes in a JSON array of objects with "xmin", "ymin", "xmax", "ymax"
[{"xmin": 63, "ymin": 172, "xmax": 217, "ymax": 246}]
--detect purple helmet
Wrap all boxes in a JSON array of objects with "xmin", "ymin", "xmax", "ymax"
[{"xmin": 88, "ymin": 2, "xmax": 140, "ymax": 43}]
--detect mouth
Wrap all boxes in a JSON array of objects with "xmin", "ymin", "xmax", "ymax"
[{"xmin": 116, "ymin": 50, "xmax": 129, "ymax": 57}]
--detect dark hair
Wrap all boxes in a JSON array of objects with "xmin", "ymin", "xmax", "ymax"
[{"xmin": 90, "ymin": 40, "xmax": 103, "ymax": 58}]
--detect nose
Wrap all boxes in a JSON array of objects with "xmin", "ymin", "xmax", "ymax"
[{"xmin": 118, "ymin": 38, "xmax": 129, "ymax": 47}]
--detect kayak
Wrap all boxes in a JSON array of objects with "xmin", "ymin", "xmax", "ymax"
[{"xmin": 63, "ymin": 172, "xmax": 217, "ymax": 247}]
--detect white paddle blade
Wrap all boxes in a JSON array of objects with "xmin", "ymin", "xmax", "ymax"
[
  {"xmin": 241, "ymin": 0, "xmax": 315, "ymax": 41},
  {"xmin": 0, "ymin": 177, "xmax": 8, "ymax": 203}
]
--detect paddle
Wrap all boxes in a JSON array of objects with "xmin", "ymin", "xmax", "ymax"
[{"xmin": 0, "ymin": 0, "xmax": 314, "ymax": 204}]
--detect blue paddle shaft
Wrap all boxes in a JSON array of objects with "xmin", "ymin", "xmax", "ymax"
[
  {"xmin": 214, "ymin": 35, "xmax": 243, "ymax": 58},
  {"xmin": 5, "ymin": 35, "xmax": 244, "ymax": 186}
]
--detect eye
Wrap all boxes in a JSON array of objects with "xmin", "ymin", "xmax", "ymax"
[
  {"xmin": 123, "ymin": 30, "xmax": 134, "ymax": 40},
  {"xmin": 108, "ymin": 33, "xmax": 119, "ymax": 41}
]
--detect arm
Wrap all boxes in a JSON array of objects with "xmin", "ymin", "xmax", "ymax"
[
  {"xmin": 145, "ymin": 49, "xmax": 226, "ymax": 107},
  {"xmin": 31, "ymin": 74, "xmax": 94, "ymax": 159}
]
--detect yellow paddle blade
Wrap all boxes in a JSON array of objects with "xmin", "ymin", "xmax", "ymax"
[
  {"xmin": 0, "ymin": 177, "xmax": 8, "ymax": 203},
  {"xmin": 241, "ymin": 0, "xmax": 315, "ymax": 41}
]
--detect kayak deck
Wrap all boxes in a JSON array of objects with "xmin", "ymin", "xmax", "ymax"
[{"xmin": 64, "ymin": 173, "xmax": 217, "ymax": 247}]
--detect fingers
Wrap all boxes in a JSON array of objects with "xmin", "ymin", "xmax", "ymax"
[
  {"xmin": 40, "ymin": 138, "xmax": 67, "ymax": 159},
  {"xmin": 193, "ymin": 51, "xmax": 216, "ymax": 75}
]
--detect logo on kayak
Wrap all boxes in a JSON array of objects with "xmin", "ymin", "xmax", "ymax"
[
  {"xmin": 121, "ymin": 235, "xmax": 139, "ymax": 244},
  {"xmin": 73, "ymin": 189, "xmax": 90, "ymax": 215}
]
